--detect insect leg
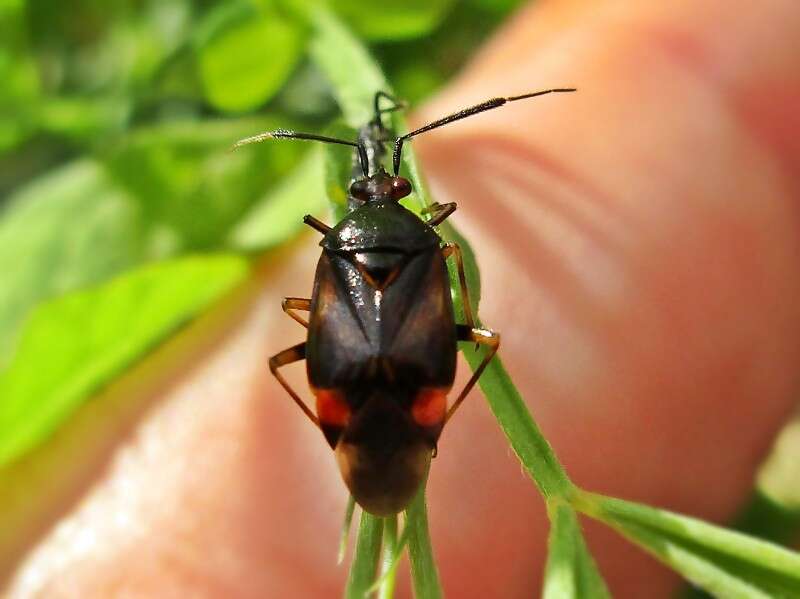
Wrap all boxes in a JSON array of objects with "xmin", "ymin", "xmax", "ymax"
[
  {"xmin": 441, "ymin": 243, "xmax": 475, "ymax": 329},
  {"xmin": 373, "ymin": 91, "xmax": 407, "ymax": 120},
  {"xmin": 445, "ymin": 325, "xmax": 500, "ymax": 424},
  {"xmin": 424, "ymin": 202, "xmax": 457, "ymax": 227},
  {"xmin": 282, "ymin": 297, "xmax": 311, "ymax": 328},
  {"xmin": 303, "ymin": 215, "xmax": 331, "ymax": 235},
  {"xmin": 269, "ymin": 342, "xmax": 319, "ymax": 427}
]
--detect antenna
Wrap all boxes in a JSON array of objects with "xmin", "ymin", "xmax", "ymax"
[
  {"xmin": 391, "ymin": 88, "xmax": 576, "ymax": 175},
  {"xmin": 232, "ymin": 129, "xmax": 369, "ymax": 177}
]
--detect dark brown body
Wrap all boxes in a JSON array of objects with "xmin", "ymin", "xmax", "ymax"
[
  {"xmin": 307, "ymin": 198, "xmax": 456, "ymax": 515},
  {"xmin": 265, "ymin": 87, "xmax": 545, "ymax": 516}
]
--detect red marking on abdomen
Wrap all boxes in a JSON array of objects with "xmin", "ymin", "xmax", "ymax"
[
  {"xmin": 412, "ymin": 387, "xmax": 448, "ymax": 427},
  {"xmin": 314, "ymin": 388, "xmax": 351, "ymax": 426}
]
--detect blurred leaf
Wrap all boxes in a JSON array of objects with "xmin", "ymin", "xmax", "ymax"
[
  {"xmin": 0, "ymin": 254, "xmax": 248, "ymax": 467},
  {"xmin": 0, "ymin": 0, "xmax": 41, "ymax": 151},
  {"xmin": 228, "ymin": 146, "xmax": 325, "ymax": 251},
  {"xmin": 197, "ymin": 7, "xmax": 305, "ymax": 112},
  {"xmin": 332, "ymin": 0, "xmax": 456, "ymax": 41},
  {"xmin": 345, "ymin": 510, "xmax": 384, "ymax": 599},
  {"xmin": 1, "ymin": 116, "xmax": 304, "ymax": 356},
  {"xmin": 321, "ymin": 121, "xmax": 358, "ymax": 221},
  {"xmin": 272, "ymin": 61, "xmax": 338, "ymax": 119},
  {"xmin": 578, "ymin": 492, "xmax": 800, "ymax": 598},
  {"xmin": 465, "ymin": 0, "xmax": 525, "ymax": 14},
  {"xmin": 543, "ymin": 503, "xmax": 610, "ymax": 599},
  {"xmin": 37, "ymin": 95, "xmax": 132, "ymax": 140},
  {"xmin": 27, "ymin": 0, "xmax": 191, "ymax": 95},
  {"xmin": 309, "ymin": 8, "xmax": 390, "ymax": 128},
  {"xmin": 103, "ymin": 115, "xmax": 305, "ymax": 250},
  {"xmin": 0, "ymin": 160, "xmax": 143, "ymax": 363}
]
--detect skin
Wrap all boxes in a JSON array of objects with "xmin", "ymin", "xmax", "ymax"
[{"xmin": 2, "ymin": 0, "xmax": 800, "ymax": 596}]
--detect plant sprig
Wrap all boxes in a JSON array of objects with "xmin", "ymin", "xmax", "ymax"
[{"xmin": 310, "ymin": 8, "xmax": 800, "ymax": 598}]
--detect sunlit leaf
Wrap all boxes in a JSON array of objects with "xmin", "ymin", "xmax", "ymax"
[
  {"xmin": 0, "ymin": 254, "xmax": 248, "ymax": 467},
  {"xmin": 197, "ymin": 9, "xmax": 305, "ymax": 112},
  {"xmin": 103, "ymin": 115, "xmax": 305, "ymax": 249},
  {"xmin": 309, "ymin": 9, "xmax": 390, "ymax": 128},
  {"xmin": 332, "ymin": 0, "xmax": 456, "ymax": 41},
  {"xmin": 0, "ymin": 160, "xmax": 142, "ymax": 363}
]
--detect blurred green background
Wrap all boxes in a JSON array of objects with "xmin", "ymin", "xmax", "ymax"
[
  {"xmin": 1, "ymin": 0, "xmax": 799, "ymax": 590},
  {"xmin": 0, "ymin": 0, "xmax": 528, "ymax": 468}
]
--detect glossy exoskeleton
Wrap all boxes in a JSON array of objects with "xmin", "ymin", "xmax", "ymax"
[{"xmin": 235, "ymin": 87, "xmax": 575, "ymax": 515}]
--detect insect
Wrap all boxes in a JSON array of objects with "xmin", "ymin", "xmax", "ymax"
[{"xmin": 235, "ymin": 87, "xmax": 576, "ymax": 515}]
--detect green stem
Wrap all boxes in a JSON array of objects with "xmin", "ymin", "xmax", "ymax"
[
  {"xmin": 378, "ymin": 516, "xmax": 399, "ymax": 599},
  {"xmin": 338, "ymin": 495, "xmax": 357, "ymax": 564},
  {"xmin": 345, "ymin": 511, "xmax": 384, "ymax": 599},
  {"xmin": 406, "ymin": 476, "xmax": 443, "ymax": 599}
]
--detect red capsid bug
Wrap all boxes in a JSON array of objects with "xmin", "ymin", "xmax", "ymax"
[{"xmin": 235, "ymin": 87, "xmax": 576, "ymax": 516}]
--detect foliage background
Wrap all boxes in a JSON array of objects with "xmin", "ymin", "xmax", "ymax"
[{"xmin": 1, "ymin": 0, "xmax": 799, "ymax": 596}]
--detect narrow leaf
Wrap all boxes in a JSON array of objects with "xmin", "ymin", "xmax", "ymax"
[
  {"xmin": 405, "ymin": 481, "xmax": 443, "ymax": 599},
  {"xmin": 368, "ymin": 519, "xmax": 413, "ymax": 596},
  {"xmin": 0, "ymin": 254, "xmax": 248, "ymax": 467},
  {"xmin": 578, "ymin": 492, "xmax": 800, "ymax": 598},
  {"xmin": 378, "ymin": 515, "xmax": 399, "ymax": 599},
  {"xmin": 346, "ymin": 511, "xmax": 384, "ymax": 599},
  {"xmin": 338, "ymin": 495, "xmax": 357, "ymax": 565},
  {"xmin": 543, "ymin": 502, "xmax": 610, "ymax": 599},
  {"xmin": 464, "ymin": 349, "xmax": 574, "ymax": 499}
]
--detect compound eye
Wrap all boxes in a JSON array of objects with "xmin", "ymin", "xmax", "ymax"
[
  {"xmin": 350, "ymin": 179, "xmax": 369, "ymax": 201},
  {"xmin": 390, "ymin": 177, "xmax": 412, "ymax": 199}
]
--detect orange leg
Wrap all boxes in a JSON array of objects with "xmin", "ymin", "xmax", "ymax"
[
  {"xmin": 445, "ymin": 325, "xmax": 500, "ymax": 425},
  {"xmin": 442, "ymin": 243, "xmax": 475, "ymax": 329},
  {"xmin": 282, "ymin": 297, "xmax": 311, "ymax": 328},
  {"xmin": 423, "ymin": 202, "xmax": 457, "ymax": 227},
  {"xmin": 268, "ymin": 342, "xmax": 319, "ymax": 428}
]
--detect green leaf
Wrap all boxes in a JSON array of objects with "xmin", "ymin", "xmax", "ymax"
[
  {"xmin": 309, "ymin": 9, "xmax": 391, "ymax": 128},
  {"xmin": 405, "ymin": 480, "xmax": 443, "ymax": 599},
  {"xmin": 0, "ymin": 115, "xmax": 303, "ymax": 356},
  {"xmin": 0, "ymin": 254, "xmax": 248, "ymax": 467},
  {"xmin": 37, "ymin": 95, "xmax": 132, "ymax": 141},
  {"xmin": 543, "ymin": 503, "xmax": 610, "ymax": 599},
  {"xmin": 0, "ymin": 37, "xmax": 41, "ymax": 151},
  {"xmin": 103, "ymin": 115, "xmax": 305, "ymax": 250},
  {"xmin": 0, "ymin": 160, "xmax": 143, "ymax": 363},
  {"xmin": 332, "ymin": 0, "xmax": 456, "ymax": 41},
  {"xmin": 577, "ymin": 492, "xmax": 800, "ymax": 598},
  {"xmin": 463, "ymin": 350, "xmax": 574, "ymax": 500},
  {"xmin": 309, "ymin": 12, "xmax": 427, "ymax": 214},
  {"xmin": 197, "ymin": 8, "xmax": 305, "ymax": 113},
  {"xmin": 377, "ymin": 515, "xmax": 399, "ymax": 599},
  {"xmin": 368, "ymin": 516, "xmax": 413, "ymax": 597},
  {"xmin": 228, "ymin": 147, "xmax": 326, "ymax": 251},
  {"xmin": 320, "ymin": 121, "xmax": 359, "ymax": 221},
  {"xmin": 338, "ymin": 495, "xmax": 357, "ymax": 565},
  {"xmin": 345, "ymin": 511, "xmax": 384, "ymax": 599}
]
